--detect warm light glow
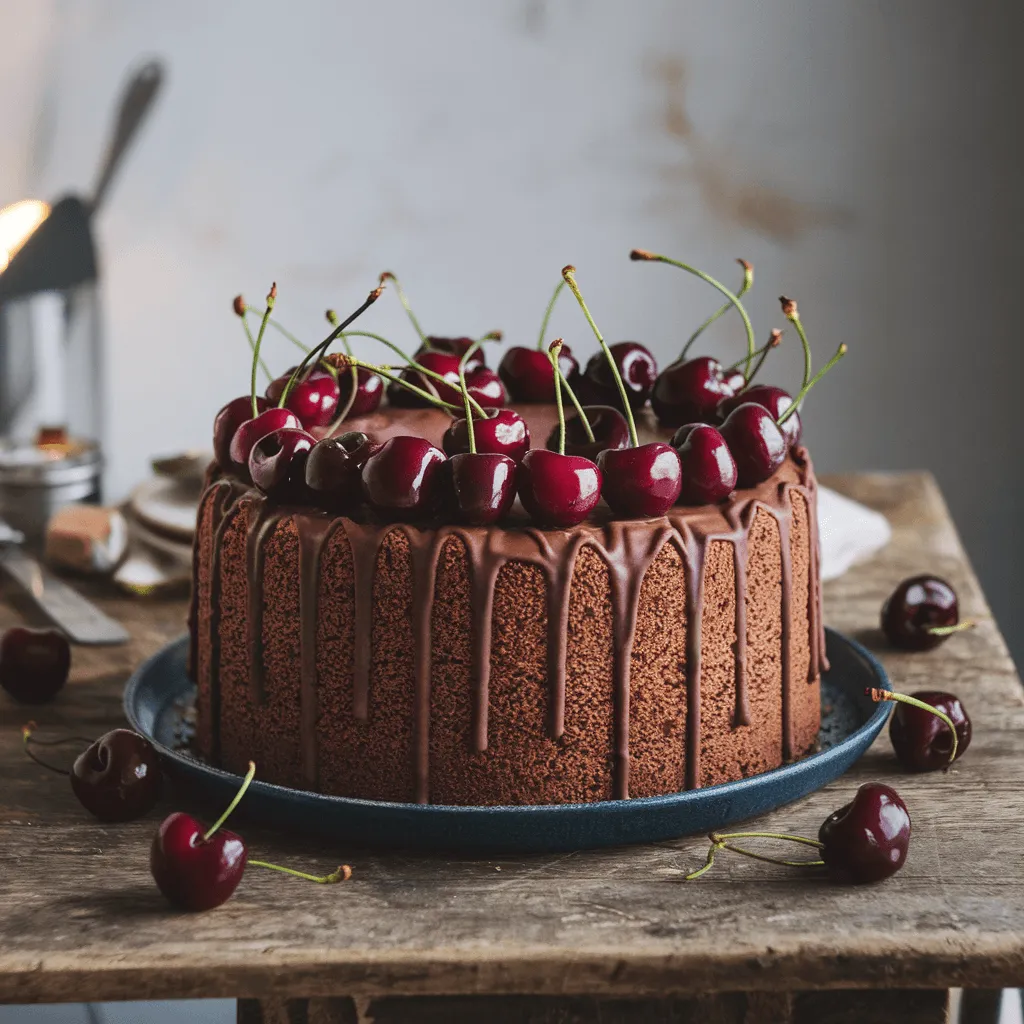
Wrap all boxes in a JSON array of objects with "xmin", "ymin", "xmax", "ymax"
[{"xmin": 0, "ymin": 199, "xmax": 50, "ymax": 274}]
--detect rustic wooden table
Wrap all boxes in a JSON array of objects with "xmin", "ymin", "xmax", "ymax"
[{"xmin": 0, "ymin": 473, "xmax": 1021, "ymax": 1024}]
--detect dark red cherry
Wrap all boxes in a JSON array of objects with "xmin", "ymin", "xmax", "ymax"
[
  {"xmin": 443, "ymin": 409, "xmax": 531, "ymax": 463},
  {"xmin": 881, "ymin": 576, "xmax": 961, "ymax": 651},
  {"xmin": 673, "ymin": 424, "xmax": 738, "ymax": 505},
  {"xmin": 150, "ymin": 811, "xmax": 247, "ymax": 912},
  {"xmin": 651, "ymin": 356, "xmax": 738, "ymax": 427},
  {"xmin": 516, "ymin": 448, "xmax": 602, "ymax": 527},
  {"xmin": 0, "ymin": 626, "xmax": 71, "ymax": 704},
  {"xmin": 447, "ymin": 453, "xmax": 517, "ymax": 525},
  {"xmin": 580, "ymin": 342, "xmax": 658, "ymax": 409},
  {"xmin": 228, "ymin": 408, "xmax": 303, "ymax": 482},
  {"xmin": 718, "ymin": 385, "xmax": 802, "ymax": 446},
  {"xmin": 387, "ymin": 350, "xmax": 462, "ymax": 408},
  {"xmin": 818, "ymin": 783, "xmax": 911, "ymax": 884},
  {"xmin": 498, "ymin": 344, "xmax": 580, "ymax": 403},
  {"xmin": 419, "ymin": 337, "xmax": 485, "ymax": 371},
  {"xmin": 889, "ymin": 690, "xmax": 971, "ymax": 772},
  {"xmin": 596, "ymin": 443, "xmax": 681, "ymax": 518},
  {"xmin": 545, "ymin": 405, "xmax": 630, "ymax": 462},
  {"xmin": 248, "ymin": 427, "xmax": 316, "ymax": 501},
  {"xmin": 304, "ymin": 432, "xmax": 370, "ymax": 509},
  {"xmin": 336, "ymin": 365, "xmax": 385, "ymax": 418},
  {"xmin": 719, "ymin": 403, "xmax": 787, "ymax": 488},
  {"xmin": 362, "ymin": 436, "xmax": 447, "ymax": 520},
  {"xmin": 465, "ymin": 365, "xmax": 507, "ymax": 409},
  {"xmin": 213, "ymin": 396, "xmax": 267, "ymax": 472},
  {"xmin": 71, "ymin": 728, "xmax": 162, "ymax": 822},
  {"xmin": 722, "ymin": 365, "xmax": 746, "ymax": 395},
  {"xmin": 265, "ymin": 367, "xmax": 340, "ymax": 429}
]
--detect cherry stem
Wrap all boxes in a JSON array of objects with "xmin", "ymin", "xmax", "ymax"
[
  {"xmin": 536, "ymin": 279, "xmax": 566, "ymax": 351},
  {"xmin": 549, "ymin": 340, "xmax": 568, "ymax": 455},
  {"xmin": 248, "ymin": 860, "xmax": 352, "ymax": 885},
  {"xmin": 926, "ymin": 620, "xmax": 975, "ymax": 637},
  {"xmin": 685, "ymin": 830, "xmax": 824, "ymax": 881},
  {"xmin": 379, "ymin": 272, "xmax": 427, "ymax": 344},
  {"xmin": 279, "ymin": 285, "xmax": 382, "ymax": 410},
  {"xmin": 21, "ymin": 722, "xmax": 73, "ymax": 775},
  {"xmin": 562, "ymin": 265, "xmax": 639, "ymax": 448},
  {"xmin": 734, "ymin": 329, "xmax": 783, "ymax": 390},
  {"xmin": 866, "ymin": 688, "xmax": 959, "ymax": 765},
  {"xmin": 250, "ymin": 285, "xmax": 276, "ymax": 417},
  {"xmin": 325, "ymin": 310, "xmax": 361, "ymax": 429},
  {"xmin": 780, "ymin": 297, "xmax": 812, "ymax": 392},
  {"xmin": 683, "ymin": 259, "xmax": 754, "ymax": 362},
  {"xmin": 235, "ymin": 303, "xmax": 272, "ymax": 383},
  {"xmin": 339, "ymin": 355, "xmax": 466, "ymax": 413},
  {"xmin": 777, "ymin": 343, "xmax": 847, "ymax": 425},
  {"xmin": 630, "ymin": 250, "xmax": 757, "ymax": 378},
  {"xmin": 458, "ymin": 342, "xmax": 484, "ymax": 453},
  {"xmin": 203, "ymin": 760, "xmax": 255, "ymax": 841},
  {"xmin": 558, "ymin": 363, "xmax": 595, "ymax": 443},
  {"xmin": 340, "ymin": 329, "xmax": 487, "ymax": 419},
  {"xmin": 243, "ymin": 307, "xmax": 311, "ymax": 359}
]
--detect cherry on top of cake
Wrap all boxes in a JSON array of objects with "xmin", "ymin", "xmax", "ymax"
[{"xmin": 213, "ymin": 251, "xmax": 846, "ymax": 528}]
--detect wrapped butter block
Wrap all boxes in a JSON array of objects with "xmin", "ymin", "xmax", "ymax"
[{"xmin": 45, "ymin": 504, "xmax": 128, "ymax": 574}]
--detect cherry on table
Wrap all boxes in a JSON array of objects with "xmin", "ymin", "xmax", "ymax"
[
  {"xmin": 881, "ymin": 575, "xmax": 967, "ymax": 651},
  {"xmin": 443, "ymin": 409, "xmax": 531, "ymax": 463},
  {"xmin": 889, "ymin": 690, "xmax": 971, "ymax": 772},
  {"xmin": 265, "ymin": 367, "xmax": 340, "ymax": 429},
  {"xmin": 248, "ymin": 427, "xmax": 316, "ymax": 501},
  {"xmin": 718, "ymin": 402, "xmax": 788, "ymax": 488},
  {"xmin": 387, "ymin": 350, "xmax": 462, "ymax": 408},
  {"xmin": 447, "ymin": 453, "xmax": 517, "ymax": 525},
  {"xmin": 498, "ymin": 344, "xmax": 580, "ymax": 403},
  {"xmin": 228, "ymin": 408, "xmax": 303, "ymax": 482},
  {"xmin": 673, "ymin": 423, "xmax": 738, "ymax": 505},
  {"xmin": 580, "ymin": 342, "xmax": 658, "ymax": 409},
  {"xmin": 71, "ymin": 728, "xmax": 162, "ymax": 822},
  {"xmin": 213, "ymin": 396, "xmax": 267, "ymax": 472},
  {"xmin": 545, "ymin": 405, "xmax": 630, "ymax": 463},
  {"xmin": 718, "ymin": 385, "xmax": 802, "ymax": 447},
  {"xmin": 362, "ymin": 436, "xmax": 447, "ymax": 520},
  {"xmin": 0, "ymin": 627, "xmax": 71, "ymax": 705},
  {"xmin": 597, "ymin": 443, "xmax": 681, "ymax": 518},
  {"xmin": 650, "ymin": 356, "xmax": 739, "ymax": 427},
  {"xmin": 516, "ymin": 448, "xmax": 602, "ymax": 527},
  {"xmin": 818, "ymin": 782, "xmax": 911, "ymax": 884}
]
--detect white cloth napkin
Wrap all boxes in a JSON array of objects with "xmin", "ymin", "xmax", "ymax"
[{"xmin": 817, "ymin": 485, "xmax": 891, "ymax": 581}]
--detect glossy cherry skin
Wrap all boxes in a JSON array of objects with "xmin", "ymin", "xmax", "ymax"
[
  {"xmin": 228, "ymin": 408, "xmax": 303, "ymax": 482},
  {"xmin": 361, "ymin": 436, "xmax": 447, "ymax": 520},
  {"xmin": 465, "ymin": 366, "xmax": 508, "ymax": 409},
  {"xmin": 718, "ymin": 385, "xmax": 802, "ymax": 447},
  {"xmin": 889, "ymin": 690, "xmax": 971, "ymax": 772},
  {"xmin": 719, "ymin": 403, "xmax": 788, "ymax": 488},
  {"xmin": 516, "ymin": 449, "xmax": 602, "ymax": 527},
  {"xmin": 0, "ymin": 627, "xmax": 70, "ymax": 704},
  {"xmin": 265, "ymin": 367, "xmax": 339, "ymax": 429},
  {"xmin": 672, "ymin": 424, "xmax": 738, "ymax": 505},
  {"xmin": 818, "ymin": 782, "xmax": 911, "ymax": 884},
  {"xmin": 545, "ymin": 405, "xmax": 630, "ymax": 462},
  {"xmin": 419, "ymin": 337, "xmax": 486, "ymax": 371},
  {"xmin": 442, "ymin": 409, "xmax": 531, "ymax": 463},
  {"xmin": 447, "ymin": 453, "xmax": 517, "ymax": 525},
  {"xmin": 597, "ymin": 443, "xmax": 682, "ymax": 518},
  {"xmin": 881, "ymin": 576, "xmax": 960, "ymax": 651},
  {"xmin": 213, "ymin": 396, "xmax": 267, "ymax": 472},
  {"xmin": 248, "ymin": 427, "xmax": 316, "ymax": 501},
  {"xmin": 651, "ymin": 356, "xmax": 739, "ymax": 427},
  {"xmin": 304, "ymin": 432, "xmax": 370, "ymax": 510},
  {"xmin": 580, "ymin": 342, "xmax": 658, "ymax": 409},
  {"xmin": 150, "ymin": 812, "xmax": 247, "ymax": 912},
  {"xmin": 387, "ymin": 350, "xmax": 462, "ymax": 407},
  {"xmin": 722, "ymin": 365, "xmax": 746, "ymax": 394},
  {"xmin": 71, "ymin": 729, "xmax": 162, "ymax": 822},
  {"xmin": 497, "ymin": 345, "xmax": 580, "ymax": 403}
]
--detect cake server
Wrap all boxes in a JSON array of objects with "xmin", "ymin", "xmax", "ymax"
[{"xmin": 0, "ymin": 544, "xmax": 130, "ymax": 645}]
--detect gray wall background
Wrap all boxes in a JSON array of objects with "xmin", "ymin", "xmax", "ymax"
[{"xmin": 0, "ymin": 0, "xmax": 1020, "ymax": 663}]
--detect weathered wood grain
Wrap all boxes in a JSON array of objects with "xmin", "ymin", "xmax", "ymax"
[{"xmin": 0, "ymin": 472, "xmax": 1021, "ymax": 1005}]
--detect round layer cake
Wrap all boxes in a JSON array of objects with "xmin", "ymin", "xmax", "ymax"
[{"xmin": 189, "ymin": 405, "xmax": 825, "ymax": 805}]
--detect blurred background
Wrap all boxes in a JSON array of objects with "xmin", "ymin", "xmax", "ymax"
[{"xmin": 0, "ymin": 2, "xmax": 1021, "ymax": 1020}]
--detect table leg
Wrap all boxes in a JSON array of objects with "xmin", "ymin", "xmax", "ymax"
[{"xmin": 238, "ymin": 989, "xmax": 950, "ymax": 1023}]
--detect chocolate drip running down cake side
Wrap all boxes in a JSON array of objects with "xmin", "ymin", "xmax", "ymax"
[{"xmin": 189, "ymin": 404, "xmax": 826, "ymax": 806}]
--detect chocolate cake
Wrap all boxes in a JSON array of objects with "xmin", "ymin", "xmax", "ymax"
[{"xmin": 190, "ymin": 404, "xmax": 826, "ymax": 805}]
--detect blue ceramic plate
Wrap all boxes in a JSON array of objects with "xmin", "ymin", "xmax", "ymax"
[{"xmin": 124, "ymin": 628, "xmax": 890, "ymax": 853}]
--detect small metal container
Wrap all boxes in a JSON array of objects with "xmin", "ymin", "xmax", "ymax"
[{"xmin": 0, "ymin": 438, "xmax": 101, "ymax": 542}]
